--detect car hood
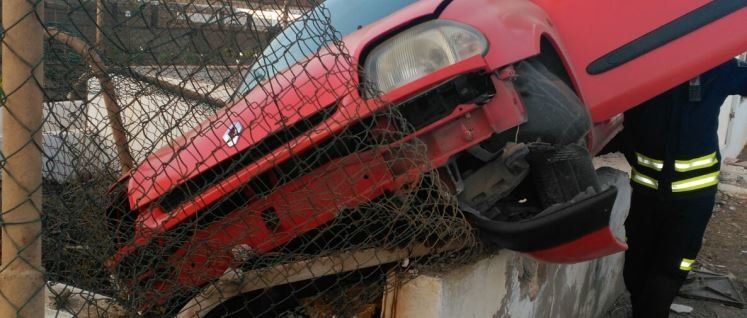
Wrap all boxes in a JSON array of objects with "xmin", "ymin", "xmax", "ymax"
[{"xmin": 128, "ymin": 0, "xmax": 448, "ymax": 209}]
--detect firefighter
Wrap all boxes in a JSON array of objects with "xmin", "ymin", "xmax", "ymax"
[{"xmin": 620, "ymin": 58, "xmax": 747, "ymax": 317}]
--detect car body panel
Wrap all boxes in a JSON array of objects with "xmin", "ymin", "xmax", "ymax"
[
  {"xmin": 112, "ymin": 69, "xmax": 535, "ymax": 298},
  {"xmin": 532, "ymin": 0, "xmax": 747, "ymax": 121},
  {"xmin": 128, "ymin": 0, "xmax": 448, "ymax": 210},
  {"xmin": 527, "ymin": 227, "xmax": 627, "ymax": 263},
  {"xmin": 129, "ymin": 53, "xmax": 349, "ymax": 209},
  {"xmin": 439, "ymin": 0, "xmax": 557, "ymax": 73},
  {"xmin": 111, "ymin": 58, "xmax": 530, "ymax": 271},
  {"xmin": 112, "ymin": 0, "xmax": 747, "ymax": 296},
  {"xmin": 130, "ymin": 0, "xmax": 747, "ymax": 209}
]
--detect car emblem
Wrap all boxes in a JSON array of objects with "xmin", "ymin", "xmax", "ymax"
[{"xmin": 223, "ymin": 122, "xmax": 243, "ymax": 147}]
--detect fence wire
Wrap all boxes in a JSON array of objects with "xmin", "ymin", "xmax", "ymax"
[{"xmin": 0, "ymin": 0, "xmax": 484, "ymax": 316}]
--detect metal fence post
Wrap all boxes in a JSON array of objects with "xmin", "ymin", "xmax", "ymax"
[{"xmin": 0, "ymin": 0, "xmax": 45, "ymax": 316}]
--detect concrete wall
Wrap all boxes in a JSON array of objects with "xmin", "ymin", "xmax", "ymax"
[
  {"xmin": 722, "ymin": 96, "xmax": 747, "ymax": 159},
  {"xmin": 385, "ymin": 161, "xmax": 631, "ymax": 318},
  {"xmin": 0, "ymin": 101, "xmax": 115, "ymax": 182},
  {"xmin": 0, "ymin": 67, "xmax": 224, "ymax": 181},
  {"xmin": 390, "ymin": 251, "xmax": 625, "ymax": 318},
  {"xmin": 84, "ymin": 71, "xmax": 221, "ymax": 164},
  {"xmin": 719, "ymin": 54, "xmax": 747, "ymax": 160}
]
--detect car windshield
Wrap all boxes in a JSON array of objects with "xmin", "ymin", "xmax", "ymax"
[{"xmin": 236, "ymin": 0, "xmax": 418, "ymax": 96}]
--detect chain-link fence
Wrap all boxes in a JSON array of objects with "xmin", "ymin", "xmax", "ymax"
[{"xmin": 0, "ymin": 0, "xmax": 484, "ymax": 316}]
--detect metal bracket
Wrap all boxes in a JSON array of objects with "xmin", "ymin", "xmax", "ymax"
[{"xmin": 445, "ymin": 157, "xmax": 464, "ymax": 195}]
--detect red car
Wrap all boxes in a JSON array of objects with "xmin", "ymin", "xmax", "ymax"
[{"xmin": 107, "ymin": 0, "xmax": 747, "ymax": 310}]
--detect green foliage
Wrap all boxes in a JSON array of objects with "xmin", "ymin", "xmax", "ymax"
[
  {"xmin": 241, "ymin": 48, "xmax": 256, "ymax": 58},
  {"xmin": 157, "ymin": 51, "xmax": 179, "ymax": 64},
  {"xmin": 44, "ymin": 45, "xmax": 87, "ymax": 101},
  {"xmin": 220, "ymin": 47, "xmax": 235, "ymax": 59},
  {"xmin": 184, "ymin": 52, "xmax": 201, "ymax": 65}
]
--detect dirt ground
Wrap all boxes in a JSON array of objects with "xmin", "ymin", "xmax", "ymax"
[
  {"xmin": 669, "ymin": 190, "xmax": 747, "ymax": 318},
  {"xmin": 606, "ymin": 164, "xmax": 747, "ymax": 318}
]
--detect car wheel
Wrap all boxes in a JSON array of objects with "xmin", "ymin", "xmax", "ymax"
[{"xmin": 513, "ymin": 60, "xmax": 600, "ymax": 206}]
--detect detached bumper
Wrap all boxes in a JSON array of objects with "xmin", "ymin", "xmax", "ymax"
[{"xmin": 468, "ymin": 168, "xmax": 629, "ymax": 264}]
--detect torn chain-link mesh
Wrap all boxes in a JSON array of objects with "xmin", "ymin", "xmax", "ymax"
[{"xmin": 1, "ymin": 0, "xmax": 482, "ymax": 317}]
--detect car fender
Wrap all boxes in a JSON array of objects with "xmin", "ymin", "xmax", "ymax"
[{"xmin": 439, "ymin": 0, "xmax": 573, "ymax": 76}]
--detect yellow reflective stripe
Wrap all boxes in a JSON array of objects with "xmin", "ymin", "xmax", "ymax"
[
  {"xmin": 671, "ymin": 171, "xmax": 720, "ymax": 192},
  {"xmin": 636, "ymin": 152, "xmax": 664, "ymax": 171},
  {"xmin": 631, "ymin": 169, "xmax": 658, "ymax": 189},
  {"xmin": 679, "ymin": 258, "xmax": 695, "ymax": 271},
  {"xmin": 675, "ymin": 152, "xmax": 718, "ymax": 172}
]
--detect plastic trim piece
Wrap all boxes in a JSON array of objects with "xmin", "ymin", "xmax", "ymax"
[
  {"xmin": 587, "ymin": 0, "xmax": 747, "ymax": 75},
  {"xmin": 465, "ymin": 186, "xmax": 618, "ymax": 252}
]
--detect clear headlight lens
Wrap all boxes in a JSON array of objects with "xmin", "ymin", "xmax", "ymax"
[{"xmin": 363, "ymin": 20, "xmax": 488, "ymax": 97}]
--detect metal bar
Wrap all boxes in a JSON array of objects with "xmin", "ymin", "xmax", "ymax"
[
  {"xmin": 0, "ymin": 0, "xmax": 45, "ymax": 316},
  {"xmin": 46, "ymin": 27, "xmax": 134, "ymax": 173},
  {"xmin": 177, "ymin": 243, "xmax": 466, "ymax": 318}
]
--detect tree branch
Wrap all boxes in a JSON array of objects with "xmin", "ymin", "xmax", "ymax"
[
  {"xmin": 116, "ymin": 69, "xmax": 226, "ymax": 108},
  {"xmin": 46, "ymin": 27, "xmax": 135, "ymax": 173}
]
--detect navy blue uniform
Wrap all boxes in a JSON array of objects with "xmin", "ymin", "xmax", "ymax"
[{"xmin": 621, "ymin": 59, "xmax": 747, "ymax": 317}]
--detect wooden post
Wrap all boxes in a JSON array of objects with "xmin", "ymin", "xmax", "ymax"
[{"xmin": 0, "ymin": 0, "xmax": 45, "ymax": 317}]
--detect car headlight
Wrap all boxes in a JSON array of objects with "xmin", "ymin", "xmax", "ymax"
[{"xmin": 363, "ymin": 20, "xmax": 488, "ymax": 97}]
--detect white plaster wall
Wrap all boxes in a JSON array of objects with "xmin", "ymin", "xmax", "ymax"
[
  {"xmin": 720, "ymin": 53, "xmax": 747, "ymax": 160},
  {"xmin": 717, "ymin": 96, "xmax": 733, "ymax": 150},
  {"xmin": 0, "ymin": 69, "xmax": 225, "ymax": 181},
  {"xmin": 393, "ymin": 235, "xmax": 628, "ymax": 318},
  {"xmin": 722, "ymin": 97, "xmax": 747, "ymax": 159},
  {"xmin": 0, "ymin": 101, "xmax": 115, "ymax": 181},
  {"xmin": 84, "ymin": 72, "xmax": 221, "ymax": 164},
  {"xmin": 0, "ymin": 67, "xmax": 231, "ymax": 181}
]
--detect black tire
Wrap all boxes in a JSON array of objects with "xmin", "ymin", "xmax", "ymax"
[
  {"xmin": 513, "ymin": 60, "xmax": 591, "ymax": 146},
  {"xmin": 514, "ymin": 60, "xmax": 600, "ymax": 206}
]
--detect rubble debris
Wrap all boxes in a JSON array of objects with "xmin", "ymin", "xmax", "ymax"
[
  {"xmin": 670, "ymin": 303, "xmax": 694, "ymax": 314},
  {"xmin": 678, "ymin": 269, "xmax": 747, "ymax": 308},
  {"xmin": 732, "ymin": 161, "xmax": 747, "ymax": 168}
]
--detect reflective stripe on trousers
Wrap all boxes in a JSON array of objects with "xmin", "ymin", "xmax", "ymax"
[
  {"xmin": 632, "ymin": 152, "xmax": 720, "ymax": 192},
  {"xmin": 679, "ymin": 258, "xmax": 695, "ymax": 271},
  {"xmin": 674, "ymin": 152, "xmax": 718, "ymax": 172},
  {"xmin": 671, "ymin": 171, "xmax": 720, "ymax": 193},
  {"xmin": 636, "ymin": 152, "xmax": 663, "ymax": 171},
  {"xmin": 631, "ymin": 168, "xmax": 658, "ymax": 189}
]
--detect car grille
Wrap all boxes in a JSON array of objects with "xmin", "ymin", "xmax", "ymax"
[
  {"xmin": 155, "ymin": 72, "xmax": 495, "ymax": 219},
  {"xmin": 157, "ymin": 104, "xmax": 338, "ymax": 212},
  {"xmin": 397, "ymin": 73, "xmax": 495, "ymax": 131}
]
